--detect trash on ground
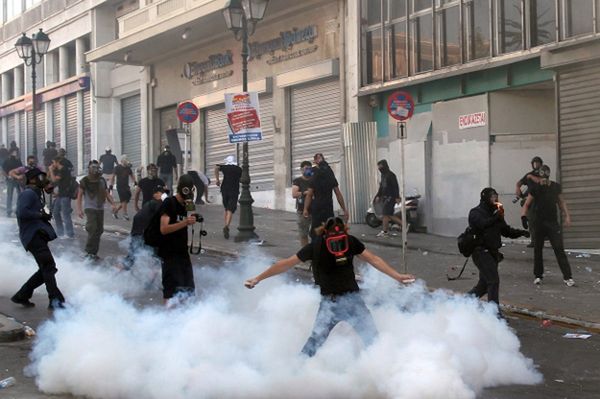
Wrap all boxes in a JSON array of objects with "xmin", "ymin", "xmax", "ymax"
[
  {"xmin": 554, "ymin": 379, "xmax": 564, "ymax": 383},
  {"xmin": 541, "ymin": 320, "xmax": 552, "ymax": 328},
  {"xmin": 585, "ymin": 267, "xmax": 592, "ymax": 272},
  {"xmin": 0, "ymin": 377, "xmax": 16, "ymax": 389},
  {"xmin": 24, "ymin": 326, "xmax": 36, "ymax": 337},
  {"xmin": 576, "ymin": 253, "xmax": 591, "ymax": 258},
  {"xmin": 422, "ymin": 251, "xmax": 428, "ymax": 256},
  {"xmin": 563, "ymin": 333, "xmax": 592, "ymax": 339}
]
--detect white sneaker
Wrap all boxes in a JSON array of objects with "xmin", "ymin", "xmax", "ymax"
[
  {"xmin": 533, "ymin": 277, "xmax": 543, "ymax": 285},
  {"xmin": 564, "ymin": 279, "xmax": 575, "ymax": 287},
  {"xmin": 376, "ymin": 231, "xmax": 389, "ymax": 238}
]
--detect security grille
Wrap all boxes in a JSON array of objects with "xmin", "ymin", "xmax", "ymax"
[
  {"xmin": 65, "ymin": 94, "xmax": 78, "ymax": 172},
  {"xmin": 121, "ymin": 94, "xmax": 142, "ymax": 169}
]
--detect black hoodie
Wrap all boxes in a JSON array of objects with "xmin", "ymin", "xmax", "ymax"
[{"xmin": 469, "ymin": 201, "xmax": 525, "ymax": 251}]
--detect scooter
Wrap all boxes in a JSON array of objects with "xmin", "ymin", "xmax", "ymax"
[{"xmin": 365, "ymin": 195, "xmax": 421, "ymax": 231}]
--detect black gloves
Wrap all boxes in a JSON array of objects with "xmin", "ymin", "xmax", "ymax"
[
  {"xmin": 41, "ymin": 211, "xmax": 52, "ymax": 222},
  {"xmin": 521, "ymin": 230, "xmax": 531, "ymax": 238},
  {"xmin": 521, "ymin": 216, "xmax": 529, "ymax": 229}
]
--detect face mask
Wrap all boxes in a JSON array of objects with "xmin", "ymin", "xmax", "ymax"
[
  {"xmin": 323, "ymin": 218, "xmax": 350, "ymax": 265},
  {"xmin": 160, "ymin": 193, "xmax": 168, "ymax": 201},
  {"xmin": 303, "ymin": 168, "xmax": 313, "ymax": 177},
  {"xmin": 89, "ymin": 165, "xmax": 102, "ymax": 176},
  {"xmin": 181, "ymin": 186, "xmax": 196, "ymax": 208}
]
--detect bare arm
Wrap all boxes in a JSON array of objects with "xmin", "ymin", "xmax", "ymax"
[
  {"xmin": 214, "ymin": 166, "xmax": 221, "ymax": 186},
  {"xmin": 515, "ymin": 179, "xmax": 524, "ymax": 197},
  {"xmin": 133, "ymin": 186, "xmax": 142, "ymax": 211},
  {"xmin": 160, "ymin": 213, "xmax": 195, "ymax": 235},
  {"xmin": 105, "ymin": 189, "xmax": 116, "ymax": 207},
  {"xmin": 357, "ymin": 249, "xmax": 415, "ymax": 283},
  {"xmin": 558, "ymin": 194, "xmax": 571, "ymax": 227},
  {"xmin": 292, "ymin": 184, "xmax": 302, "ymax": 199},
  {"xmin": 76, "ymin": 188, "xmax": 84, "ymax": 218},
  {"xmin": 521, "ymin": 194, "xmax": 534, "ymax": 217},
  {"xmin": 9, "ymin": 168, "xmax": 21, "ymax": 180},
  {"xmin": 244, "ymin": 255, "xmax": 302, "ymax": 289},
  {"xmin": 333, "ymin": 186, "xmax": 348, "ymax": 219},
  {"xmin": 303, "ymin": 188, "xmax": 314, "ymax": 217}
]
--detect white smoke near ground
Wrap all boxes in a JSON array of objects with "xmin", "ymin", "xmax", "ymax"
[{"xmin": 24, "ymin": 244, "xmax": 543, "ymax": 399}]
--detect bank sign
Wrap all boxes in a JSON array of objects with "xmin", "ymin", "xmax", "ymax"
[
  {"xmin": 249, "ymin": 25, "xmax": 318, "ymax": 65},
  {"xmin": 458, "ymin": 112, "xmax": 487, "ymax": 130},
  {"xmin": 182, "ymin": 51, "xmax": 234, "ymax": 86},
  {"xmin": 225, "ymin": 92, "xmax": 263, "ymax": 143}
]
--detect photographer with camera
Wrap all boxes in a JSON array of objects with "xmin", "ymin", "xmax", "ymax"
[{"xmin": 11, "ymin": 168, "xmax": 66, "ymax": 310}]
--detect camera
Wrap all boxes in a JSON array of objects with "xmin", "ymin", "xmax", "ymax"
[
  {"xmin": 41, "ymin": 208, "xmax": 53, "ymax": 222},
  {"xmin": 191, "ymin": 213, "xmax": 204, "ymax": 223}
]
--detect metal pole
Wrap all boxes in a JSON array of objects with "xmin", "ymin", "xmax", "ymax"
[
  {"xmin": 235, "ymin": 16, "xmax": 259, "ymax": 242},
  {"xmin": 398, "ymin": 122, "xmax": 407, "ymax": 273},
  {"xmin": 184, "ymin": 123, "xmax": 190, "ymax": 172},
  {"xmin": 31, "ymin": 49, "xmax": 37, "ymax": 158}
]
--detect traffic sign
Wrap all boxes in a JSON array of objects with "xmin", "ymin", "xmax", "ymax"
[
  {"xmin": 177, "ymin": 101, "xmax": 199, "ymax": 124},
  {"xmin": 387, "ymin": 91, "xmax": 415, "ymax": 121}
]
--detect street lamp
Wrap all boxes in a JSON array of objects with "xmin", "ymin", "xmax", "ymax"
[
  {"xmin": 15, "ymin": 29, "xmax": 51, "ymax": 158},
  {"xmin": 223, "ymin": 0, "xmax": 269, "ymax": 242}
]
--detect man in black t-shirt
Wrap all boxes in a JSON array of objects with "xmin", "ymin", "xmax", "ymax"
[
  {"xmin": 157, "ymin": 175, "xmax": 198, "ymax": 302},
  {"xmin": 245, "ymin": 217, "xmax": 415, "ymax": 357},
  {"xmin": 215, "ymin": 155, "xmax": 242, "ymax": 239},
  {"xmin": 49, "ymin": 157, "xmax": 75, "ymax": 238},
  {"xmin": 292, "ymin": 161, "xmax": 313, "ymax": 246},
  {"xmin": 156, "ymin": 146, "xmax": 178, "ymax": 194},
  {"xmin": 42, "ymin": 141, "xmax": 58, "ymax": 172},
  {"xmin": 522, "ymin": 165, "xmax": 574, "ymax": 287},
  {"xmin": 374, "ymin": 159, "xmax": 401, "ymax": 238},
  {"xmin": 99, "ymin": 147, "xmax": 118, "ymax": 181},
  {"xmin": 515, "ymin": 156, "xmax": 543, "ymax": 247},
  {"xmin": 111, "ymin": 156, "xmax": 136, "ymax": 220},
  {"xmin": 2, "ymin": 149, "xmax": 23, "ymax": 217},
  {"xmin": 134, "ymin": 164, "xmax": 165, "ymax": 211}
]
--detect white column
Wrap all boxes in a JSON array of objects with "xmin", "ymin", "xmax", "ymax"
[
  {"xmin": 14, "ymin": 67, "xmax": 24, "ymax": 97},
  {"xmin": 75, "ymin": 37, "xmax": 87, "ymax": 75},
  {"xmin": 45, "ymin": 51, "xmax": 58, "ymax": 85},
  {"xmin": 1, "ymin": 73, "xmax": 11, "ymax": 102},
  {"xmin": 77, "ymin": 90, "xmax": 84, "ymax": 173},
  {"xmin": 272, "ymin": 85, "xmax": 289, "ymax": 210},
  {"xmin": 59, "ymin": 46, "xmax": 69, "ymax": 81},
  {"xmin": 59, "ymin": 97, "xmax": 67, "ymax": 149},
  {"xmin": 45, "ymin": 102, "xmax": 53, "ymax": 142},
  {"xmin": 24, "ymin": 64, "xmax": 32, "ymax": 93},
  {"xmin": 140, "ymin": 67, "xmax": 150, "ymax": 167}
]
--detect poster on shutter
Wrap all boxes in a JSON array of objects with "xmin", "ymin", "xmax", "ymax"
[{"xmin": 224, "ymin": 92, "xmax": 263, "ymax": 143}]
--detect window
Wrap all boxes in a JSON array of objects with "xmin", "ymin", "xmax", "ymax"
[
  {"xmin": 6, "ymin": 0, "xmax": 23, "ymax": 20},
  {"xmin": 436, "ymin": 1, "xmax": 461, "ymax": 68},
  {"xmin": 560, "ymin": 0, "xmax": 593, "ymax": 39},
  {"xmin": 362, "ymin": 0, "xmax": 383, "ymax": 84},
  {"xmin": 25, "ymin": 0, "xmax": 41, "ymax": 9},
  {"xmin": 413, "ymin": 0, "xmax": 432, "ymax": 12},
  {"xmin": 496, "ymin": 0, "xmax": 523, "ymax": 54},
  {"xmin": 530, "ymin": 0, "xmax": 556, "ymax": 46},
  {"xmin": 411, "ymin": 2, "xmax": 434, "ymax": 73},
  {"xmin": 385, "ymin": 0, "xmax": 408, "ymax": 79},
  {"xmin": 464, "ymin": 0, "xmax": 491, "ymax": 60}
]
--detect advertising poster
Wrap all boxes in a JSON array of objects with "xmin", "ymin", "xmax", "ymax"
[{"xmin": 225, "ymin": 92, "xmax": 263, "ymax": 143}]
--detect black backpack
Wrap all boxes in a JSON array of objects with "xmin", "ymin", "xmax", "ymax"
[
  {"xmin": 457, "ymin": 227, "xmax": 478, "ymax": 257},
  {"xmin": 143, "ymin": 206, "xmax": 164, "ymax": 248},
  {"xmin": 69, "ymin": 177, "xmax": 79, "ymax": 200}
]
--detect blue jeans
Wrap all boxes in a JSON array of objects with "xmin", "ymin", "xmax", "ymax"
[
  {"xmin": 6, "ymin": 178, "xmax": 21, "ymax": 216},
  {"xmin": 53, "ymin": 196, "xmax": 74, "ymax": 238},
  {"xmin": 160, "ymin": 173, "xmax": 174, "ymax": 195}
]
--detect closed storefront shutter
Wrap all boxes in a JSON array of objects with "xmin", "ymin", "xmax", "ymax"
[
  {"xmin": 19, "ymin": 112, "xmax": 26, "ymax": 157},
  {"xmin": 83, "ymin": 91, "xmax": 92, "ymax": 166},
  {"xmin": 35, "ymin": 107, "xmax": 45, "ymax": 157},
  {"xmin": 65, "ymin": 94, "xmax": 78, "ymax": 171},
  {"xmin": 7, "ymin": 115, "xmax": 16, "ymax": 148},
  {"xmin": 53, "ymin": 100, "xmax": 61, "ymax": 147},
  {"xmin": 247, "ymin": 95, "xmax": 274, "ymax": 191},
  {"xmin": 26, "ymin": 112, "xmax": 34, "ymax": 157},
  {"xmin": 121, "ymin": 95, "xmax": 142, "ymax": 169},
  {"xmin": 290, "ymin": 79, "xmax": 342, "ymax": 179},
  {"xmin": 558, "ymin": 62, "xmax": 600, "ymax": 248},
  {"xmin": 204, "ymin": 105, "xmax": 235, "ymax": 174}
]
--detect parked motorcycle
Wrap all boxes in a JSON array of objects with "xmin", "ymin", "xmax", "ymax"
[{"xmin": 365, "ymin": 195, "xmax": 421, "ymax": 231}]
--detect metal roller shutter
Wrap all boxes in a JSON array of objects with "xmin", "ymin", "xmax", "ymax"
[
  {"xmin": 247, "ymin": 95, "xmax": 274, "ymax": 191},
  {"xmin": 53, "ymin": 100, "xmax": 61, "ymax": 147},
  {"xmin": 19, "ymin": 112, "xmax": 26, "ymax": 158},
  {"xmin": 83, "ymin": 91, "xmax": 92, "ymax": 166},
  {"xmin": 204, "ymin": 105, "xmax": 236, "ymax": 174},
  {"xmin": 558, "ymin": 62, "xmax": 600, "ymax": 248},
  {"xmin": 65, "ymin": 94, "xmax": 78, "ymax": 172},
  {"xmin": 35, "ymin": 107, "xmax": 45, "ymax": 157},
  {"xmin": 7, "ymin": 115, "xmax": 16, "ymax": 148},
  {"xmin": 121, "ymin": 94, "xmax": 142, "ymax": 169},
  {"xmin": 290, "ymin": 79, "xmax": 342, "ymax": 179},
  {"xmin": 26, "ymin": 112, "xmax": 34, "ymax": 157}
]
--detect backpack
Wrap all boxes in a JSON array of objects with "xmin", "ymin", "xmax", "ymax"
[
  {"xmin": 69, "ymin": 177, "xmax": 79, "ymax": 200},
  {"xmin": 143, "ymin": 205, "xmax": 164, "ymax": 248},
  {"xmin": 457, "ymin": 226, "xmax": 478, "ymax": 257}
]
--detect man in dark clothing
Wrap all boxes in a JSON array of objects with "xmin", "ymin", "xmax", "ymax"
[
  {"xmin": 245, "ymin": 216, "xmax": 415, "ymax": 357},
  {"xmin": 188, "ymin": 170, "xmax": 210, "ymax": 205},
  {"xmin": 11, "ymin": 168, "xmax": 65, "ymax": 310},
  {"xmin": 303, "ymin": 153, "xmax": 348, "ymax": 239},
  {"xmin": 156, "ymin": 145, "xmax": 178, "ymax": 194},
  {"xmin": 292, "ymin": 161, "xmax": 313, "ymax": 246},
  {"xmin": 9, "ymin": 140, "xmax": 20, "ymax": 158},
  {"xmin": 0, "ymin": 144, "xmax": 9, "ymax": 166},
  {"xmin": 214, "ymin": 155, "xmax": 242, "ymax": 239},
  {"xmin": 467, "ymin": 187, "xmax": 529, "ymax": 310},
  {"xmin": 48, "ymin": 157, "xmax": 75, "ymax": 238},
  {"xmin": 42, "ymin": 141, "xmax": 58, "ymax": 172},
  {"xmin": 374, "ymin": 159, "xmax": 401, "ymax": 238},
  {"xmin": 2, "ymin": 149, "xmax": 23, "ymax": 217},
  {"xmin": 158, "ymin": 175, "xmax": 198, "ymax": 302},
  {"xmin": 99, "ymin": 147, "xmax": 118, "ymax": 181},
  {"xmin": 134, "ymin": 164, "xmax": 165, "ymax": 211},
  {"xmin": 515, "ymin": 156, "xmax": 543, "ymax": 248},
  {"xmin": 57, "ymin": 148, "xmax": 74, "ymax": 172},
  {"xmin": 521, "ymin": 165, "xmax": 574, "ymax": 287},
  {"xmin": 111, "ymin": 155, "xmax": 136, "ymax": 220}
]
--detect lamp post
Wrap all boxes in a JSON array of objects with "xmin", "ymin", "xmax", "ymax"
[
  {"xmin": 15, "ymin": 29, "xmax": 51, "ymax": 158},
  {"xmin": 223, "ymin": 0, "xmax": 269, "ymax": 242}
]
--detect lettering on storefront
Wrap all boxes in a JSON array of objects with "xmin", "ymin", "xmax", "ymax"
[
  {"xmin": 182, "ymin": 51, "xmax": 234, "ymax": 86},
  {"xmin": 249, "ymin": 25, "xmax": 318, "ymax": 63},
  {"xmin": 458, "ymin": 111, "xmax": 487, "ymax": 130}
]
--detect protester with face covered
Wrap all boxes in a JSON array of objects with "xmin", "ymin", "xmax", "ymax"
[
  {"xmin": 57, "ymin": 148, "xmax": 74, "ymax": 172},
  {"xmin": 76, "ymin": 160, "xmax": 116, "ymax": 260},
  {"xmin": 99, "ymin": 147, "xmax": 118, "ymax": 182},
  {"xmin": 515, "ymin": 156, "xmax": 544, "ymax": 248},
  {"xmin": 292, "ymin": 161, "xmax": 314, "ymax": 247},
  {"xmin": 215, "ymin": 155, "xmax": 242, "ymax": 239},
  {"xmin": 467, "ymin": 187, "xmax": 530, "ymax": 313},
  {"xmin": 134, "ymin": 164, "xmax": 165, "ymax": 211},
  {"xmin": 157, "ymin": 175, "xmax": 198, "ymax": 302},
  {"xmin": 157, "ymin": 145, "xmax": 178, "ymax": 194},
  {"xmin": 111, "ymin": 155, "xmax": 136, "ymax": 220},
  {"xmin": 48, "ymin": 157, "xmax": 75, "ymax": 239},
  {"xmin": 374, "ymin": 159, "xmax": 401, "ymax": 238},
  {"xmin": 2, "ymin": 148, "xmax": 23, "ymax": 217},
  {"xmin": 245, "ymin": 216, "xmax": 415, "ymax": 357},
  {"xmin": 303, "ymin": 153, "xmax": 348, "ymax": 240},
  {"xmin": 11, "ymin": 168, "xmax": 65, "ymax": 310},
  {"xmin": 42, "ymin": 141, "xmax": 58, "ymax": 172}
]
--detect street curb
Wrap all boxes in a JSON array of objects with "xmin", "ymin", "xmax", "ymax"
[
  {"xmin": 501, "ymin": 304, "xmax": 600, "ymax": 333},
  {"xmin": 0, "ymin": 314, "xmax": 25, "ymax": 343}
]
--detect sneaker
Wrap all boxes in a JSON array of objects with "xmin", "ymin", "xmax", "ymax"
[
  {"xmin": 564, "ymin": 278, "xmax": 575, "ymax": 287},
  {"xmin": 223, "ymin": 226, "xmax": 230, "ymax": 239},
  {"xmin": 376, "ymin": 231, "xmax": 389, "ymax": 238},
  {"xmin": 112, "ymin": 212, "xmax": 119, "ymax": 219},
  {"xmin": 533, "ymin": 277, "xmax": 543, "ymax": 285},
  {"xmin": 123, "ymin": 215, "xmax": 130, "ymax": 221},
  {"xmin": 11, "ymin": 295, "xmax": 35, "ymax": 308}
]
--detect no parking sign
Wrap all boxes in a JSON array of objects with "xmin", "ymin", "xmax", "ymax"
[{"xmin": 387, "ymin": 91, "xmax": 415, "ymax": 121}]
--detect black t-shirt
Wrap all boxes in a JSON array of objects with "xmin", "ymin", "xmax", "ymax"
[
  {"xmin": 99, "ymin": 153, "xmax": 118, "ymax": 174},
  {"xmin": 218, "ymin": 164, "xmax": 242, "ymax": 193},
  {"xmin": 158, "ymin": 197, "xmax": 188, "ymax": 256},
  {"xmin": 309, "ymin": 165, "xmax": 339, "ymax": 216},
  {"xmin": 157, "ymin": 152, "xmax": 177, "ymax": 174},
  {"xmin": 138, "ymin": 177, "xmax": 165, "ymax": 205},
  {"xmin": 131, "ymin": 199, "xmax": 161, "ymax": 237},
  {"xmin": 519, "ymin": 169, "xmax": 540, "ymax": 196},
  {"xmin": 42, "ymin": 148, "xmax": 58, "ymax": 167},
  {"xmin": 292, "ymin": 177, "xmax": 311, "ymax": 213},
  {"xmin": 114, "ymin": 164, "xmax": 132, "ymax": 188},
  {"xmin": 296, "ymin": 235, "xmax": 365, "ymax": 295},
  {"xmin": 377, "ymin": 171, "xmax": 400, "ymax": 199},
  {"xmin": 530, "ymin": 182, "xmax": 562, "ymax": 223},
  {"xmin": 56, "ymin": 167, "xmax": 72, "ymax": 197},
  {"xmin": 2, "ymin": 157, "xmax": 22, "ymax": 174}
]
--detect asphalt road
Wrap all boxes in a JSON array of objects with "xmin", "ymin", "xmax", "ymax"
[{"xmin": 0, "ymin": 224, "xmax": 599, "ymax": 399}]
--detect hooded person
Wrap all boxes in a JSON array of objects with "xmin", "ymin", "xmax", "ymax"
[
  {"xmin": 156, "ymin": 145, "xmax": 178, "ymax": 194},
  {"xmin": 467, "ymin": 187, "xmax": 530, "ymax": 314},
  {"xmin": 374, "ymin": 160, "xmax": 401, "ymax": 238},
  {"xmin": 214, "ymin": 155, "xmax": 242, "ymax": 239},
  {"xmin": 11, "ymin": 168, "xmax": 66, "ymax": 310}
]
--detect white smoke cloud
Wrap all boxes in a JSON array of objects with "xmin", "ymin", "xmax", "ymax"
[{"xmin": 23, "ymin": 245, "xmax": 542, "ymax": 399}]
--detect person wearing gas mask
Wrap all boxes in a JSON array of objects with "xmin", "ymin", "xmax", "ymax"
[
  {"xmin": 374, "ymin": 160, "xmax": 401, "ymax": 238},
  {"xmin": 245, "ymin": 216, "xmax": 415, "ymax": 357},
  {"xmin": 515, "ymin": 156, "xmax": 543, "ymax": 248},
  {"xmin": 99, "ymin": 147, "xmax": 118, "ymax": 182},
  {"xmin": 521, "ymin": 165, "xmax": 575, "ymax": 287},
  {"xmin": 11, "ymin": 168, "xmax": 66, "ymax": 310},
  {"xmin": 292, "ymin": 161, "xmax": 314, "ymax": 247},
  {"xmin": 467, "ymin": 188, "xmax": 530, "ymax": 312},
  {"xmin": 215, "ymin": 155, "xmax": 242, "ymax": 239},
  {"xmin": 2, "ymin": 148, "xmax": 23, "ymax": 217},
  {"xmin": 77, "ymin": 160, "xmax": 116, "ymax": 261},
  {"xmin": 48, "ymin": 157, "xmax": 75, "ymax": 239},
  {"xmin": 57, "ymin": 148, "xmax": 74, "ymax": 172},
  {"xmin": 134, "ymin": 164, "xmax": 165, "ymax": 211},
  {"xmin": 42, "ymin": 141, "xmax": 58, "ymax": 172},
  {"xmin": 111, "ymin": 155, "xmax": 136, "ymax": 220},
  {"xmin": 303, "ymin": 153, "xmax": 349, "ymax": 240},
  {"xmin": 157, "ymin": 175, "xmax": 199, "ymax": 302},
  {"xmin": 157, "ymin": 145, "xmax": 178, "ymax": 194}
]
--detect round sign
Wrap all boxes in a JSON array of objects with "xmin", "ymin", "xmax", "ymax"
[
  {"xmin": 387, "ymin": 91, "xmax": 415, "ymax": 121},
  {"xmin": 177, "ymin": 101, "xmax": 199, "ymax": 124}
]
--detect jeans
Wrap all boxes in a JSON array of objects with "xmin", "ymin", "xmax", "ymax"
[
  {"xmin": 84, "ymin": 209, "xmax": 104, "ymax": 256},
  {"xmin": 160, "ymin": 173, "xmax": 174, "ymax": 195},
  {"xmin": 53, "ymin": 196, "xmax": 74, "ymax": 237},
  {"xmin": 468, "ymin": 248, "xmax": 500, "ymax": 305},
  {"xmin": 534, "ymin": 220, "xmax": 572, "ymax": 280},
  {"xmin": 301, "ymin": 292, "xmax": 378, "ymax": 357},
  {"xmin": 13, "ymin": 232, "xmax": 65, "ymax": 304},
  {"xmin": 6, "ymin": 178, "xmax": 21, "ymax": 216},
  {"xmin": 123, "ymin": 235, "xmax": 145, "ymax": 270}
]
